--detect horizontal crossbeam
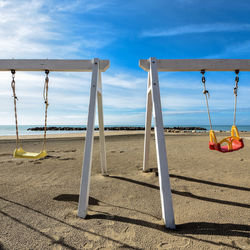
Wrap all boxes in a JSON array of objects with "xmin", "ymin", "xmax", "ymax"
[
  {"xmin": 0, "ymin": 59, "xmax": 110, "ymax": 72},
  {"xmin": 139, "ymin": 59, "xmax": 250, "ymax": 72}
]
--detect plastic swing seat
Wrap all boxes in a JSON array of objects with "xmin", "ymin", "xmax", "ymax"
[
  {"xmin": 209, "ymin": 125, "xmax": 244, "ymax": 153},
  {"xmin": 11, "ymin": 69, "xmax": 50, "ymax": 160},
  {"xmin": 13, "ymin": 147, "xmax": 47, "ymax": 159},
  {"xmin": 201, "ymin": 69, "xmax": 244, "ymax": 153}
]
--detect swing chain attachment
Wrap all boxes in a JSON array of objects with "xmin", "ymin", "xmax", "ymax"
[
  {"xmin": 233, "ymin": 69, "xmax": 239, "ymax": 126},
  {"xmin": 42, "ymin": 70, "xmax": 49, "ymax": 151},
  {"xmin": 11, "ymin": 69, "xmax": 20, "ymax": 148},
  {"xmin": 11, "ymin": 70, "xmax": 18, "ymax": 100},
  {"xmin": 44, "ymin": 70, "xmax": 49, "ymax": 105},
  {"xmin": 201, "ymin": 69, "xmax": 212, "ymax": 130},
  {"xmin": 234, "ymin": 69, "xmax": 239, "ymax": 96},
  {"xmin": 201, "ymin": 69, "xmax": 210, "ymax": 98}
]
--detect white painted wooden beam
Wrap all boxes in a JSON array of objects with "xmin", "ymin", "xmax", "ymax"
[
  {"xmin": 149, "ymin": 57, "xmax": 175, "ymax": 229},
  {"xmin": 97, "ymin": 69, "xmax": 108, "ymax": 176},
  {"xmin": 0, "ymin": 59, "xmax": 109, "ymax": 72},
  {"xmin": 140, "ymin": 59, "xmax": 250, "ymax": 72},
  {"xmin": 143, "ymin": 73, "xmax": 153, "ymax": 172},
  {"xmin": 78, "ymin": 58, "xmax": 100, "ymax": 218}
]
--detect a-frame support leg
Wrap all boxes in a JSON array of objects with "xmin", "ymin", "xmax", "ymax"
[
  {"xmin": 149, "ymin": 57, "xmax": 175, "ymax": 229},
  {"xmin": 97, "ymin": 69, "xmax": 108, "ymax": 176},
  {"xmin": 78, "ymin": 58, "xmax": 103, "ymax": 218},
  {"xmin": 143, "ymin": 73, "xmax": 153, "ymax": 172}
]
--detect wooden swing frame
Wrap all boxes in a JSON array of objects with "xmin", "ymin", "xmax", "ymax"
[
  {"xmin": 139, "ymin": 58, "xmax": 250, "ymax": 229},
  {"xmin": 0, "ymin": 58, "xmax": 110, "ymax": 219}
]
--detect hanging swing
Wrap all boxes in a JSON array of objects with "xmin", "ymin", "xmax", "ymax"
[
  {"xmin": 201, "ymin": 69, "xmax": 244, "ymax": 153},
  {"xmin": 11, "ymin": 69, "xmax": 50, "ymax": 159}
]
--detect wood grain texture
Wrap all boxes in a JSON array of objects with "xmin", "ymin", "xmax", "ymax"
[
  {"xmin": 140, "ymin": 59, "xmax": 250, "ymax": 72},
  {"xmin": 0, "ymin": 59, "xmax": 110, "ymax": 72}
]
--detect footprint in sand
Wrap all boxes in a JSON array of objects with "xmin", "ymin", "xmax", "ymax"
[
  {"xmin": 16, "ymin": 161, "xmax": 24, "ymax": 165},
  {"xmin": 54, "ymin": 150, "xmax": 62, "ymax": 153},
  {"xmin": 41, "ymin": 226, "xmax": 72, "ymax": 248},
  {"xmin": 63, "ymin": 210, "xmax": 78, "ymax": 220},
  {"xmin": 135, "ymin": 164, "xmax": 141, "ymax": 170},
  {"xmin": 0, "ymin": 153, "xmax": 12, "ymax": 157},
  {"xmin": 110, "ymin": 150, "xmax": 116, "ymax": 153},
  {"xmin": 63, "ymin": 149, "xmax": 77, "ymax": 153},
  {"xmin": 59, "ymin": 158, "xmax": 75, "ymax": 161},
  {"xmin": 45, "ymin": 155, "xmax": 61, "ymax": 160},
  {"xmin": 157, "ymin": 238, "xmax": 190, "ymax": 249}
]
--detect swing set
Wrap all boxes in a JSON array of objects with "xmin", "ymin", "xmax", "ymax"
[
  {"xmin": 9, "ymin": 61, "xmax": 244, "ymax": 157},
  {"xmin": 1, "ymin": 58, "xmax": 109, "ymax": 227},
  {"xmin": 0, "ymin": 58, "xmax": 248, "ymax": 230},
  {"xmin": 140, "ymin": 58, "xmax": 249, "ymax": 229}
]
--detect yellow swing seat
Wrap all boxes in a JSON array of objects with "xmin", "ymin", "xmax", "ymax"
[
  {"xmin": 13, "ymin": 147, "xmax": 47, "ymax": 159},
  {"xmin": 11, "ymin": 69, "xmax": 50, "ymax": 160}
]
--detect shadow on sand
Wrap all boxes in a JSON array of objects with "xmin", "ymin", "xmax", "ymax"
[
  {"xmin": 1, "ymin": 174, "xmax": 249, "ymax": 250},
  {"xmin": 53, "ymin": 194, "xmax": 99, "ymax": 205},
  {"xmin": 0, "ymin": 196, "xmax": 140, "ymax": 250},
  {"xmin": 109, "ymin": 176, "xmax": 250, "ymax": 209}
]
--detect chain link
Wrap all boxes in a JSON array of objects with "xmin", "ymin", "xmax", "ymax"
[
  {"xmin": 11, "ymin": 70, "xmax": 20, "ymax": 148},
  {"xmin": 42, "ymin": 70, "xmax": 49, "ymax": 151},
  {"xmin": 201, "ymin": 70, "xmax": 212, "ymax": 130},
  {"xmin": 233, "ymin": 70, "xmax": 239, "ymax": 125}
]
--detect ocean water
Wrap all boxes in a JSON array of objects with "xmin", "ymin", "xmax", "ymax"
[
  {"xmin": 1, "ymin": 125, "xmax": 250, "ymax": 136},
  {"xmin": 0, "ymin": 125, "xmax": 87, "ymax": 136}
]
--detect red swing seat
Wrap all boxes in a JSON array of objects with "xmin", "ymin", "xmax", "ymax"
[{"xmin": 209, "ymin": 126, "xmax": 244, "ymax": 153}]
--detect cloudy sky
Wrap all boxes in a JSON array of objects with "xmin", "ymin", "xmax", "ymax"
[{"xmin": 1, "ymin": 0, "xmax": 250, "ymax": 126}]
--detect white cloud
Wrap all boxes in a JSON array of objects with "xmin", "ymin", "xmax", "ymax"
[
  {"xmin": 53, "ymin": 0, "xmax": 111, "ymax": 13},
  {"xmin": 0, "ymin": 0, "xmax": 115, "ymax": 58},
  {"xmin": 163, "ymin": 110, "xmax": 205, "ymax": 115},
  {"xmin": 0, "ymin": 68, "xmax": 147, "ymax": 124},
  {"xmin": 103, "ymin": 112, "xmax": 145, "ymax": 125},
  {"xmin": 141, "ymin": 23, "xmax": 250, "ymax": 37},
  {"xmin": 0, "ymin": 0, "xmax": 57, "ymax": 58},
  {"xmin": 103, "ymin": 95, "xmax": 145, "ymax": 109},
  {"xmin": 103, "ymin": 73, "xmax": 145, "ymax": 89},
  {"xmin": 1, "ymin": 1, "xmax": 250, "ymax": 126},
  {"xmin": 2, "ymin": 66, "xmax": 250, "ymax": 125}
]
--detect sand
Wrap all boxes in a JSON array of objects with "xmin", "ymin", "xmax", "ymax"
[{"xmin": 0, "ymin": 132, "xmax": 249, "ymax": 249}]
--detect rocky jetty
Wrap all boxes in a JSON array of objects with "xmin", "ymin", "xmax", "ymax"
[{"xmin": 27, "ymin": 126, "xmax": 206, "ymax": 132}]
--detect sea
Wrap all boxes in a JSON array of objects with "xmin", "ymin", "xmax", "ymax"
[{"xmin": 1, "ymin": 125, "xmax": 250, "ymax": 136}]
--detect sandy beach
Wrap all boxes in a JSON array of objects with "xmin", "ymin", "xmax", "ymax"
[{"xmin": 0, "ymin": 132, "xmax": 249, "ymax": 249}]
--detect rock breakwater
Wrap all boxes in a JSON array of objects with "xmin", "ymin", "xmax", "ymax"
[{"xmin": 28, "ymin": 126, "xmax": 206, "ymax": 132}]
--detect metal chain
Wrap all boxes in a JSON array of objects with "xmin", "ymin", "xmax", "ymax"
[
  {"xmin": 201, "ymin": 70, "xmax": 213, "ymax": 130},
  {"xmin": 42, "ymin": 70, "xmax": 49, "ymax": 151},
  {"xmin": 233, "ymin": 70, "xmax": 239, "ymax": 126},
  {"xmin": 11, "ymin": 69, "xmax": 21, "ymax": 148}
]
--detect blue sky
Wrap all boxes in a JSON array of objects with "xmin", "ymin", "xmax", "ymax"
[{"xmin": 1, "ymin": 0, "xmax": 250, "ymax": 125}]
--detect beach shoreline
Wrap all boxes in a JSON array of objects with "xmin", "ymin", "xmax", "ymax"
[{"xmin": 1, "ymin": 130, "xmax": 250, "ymax": 141}]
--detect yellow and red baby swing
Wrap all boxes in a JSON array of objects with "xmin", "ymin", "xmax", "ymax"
[{"xmin": 201, "ymin": 69, "xmax": 244, "ymax": 153}]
